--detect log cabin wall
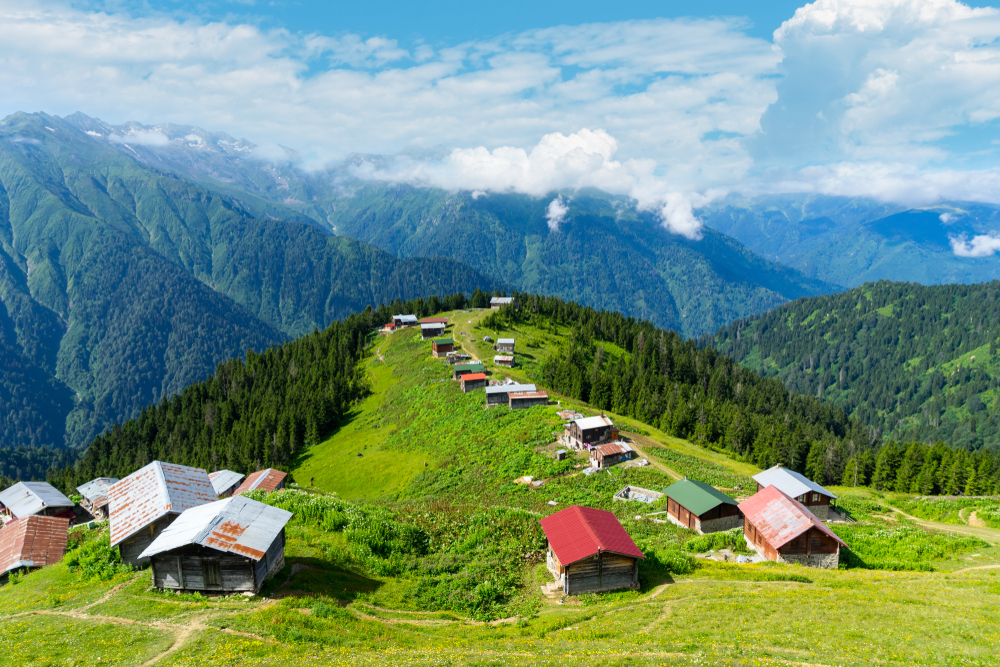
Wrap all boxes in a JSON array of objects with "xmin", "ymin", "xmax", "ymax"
[
  {"xmin": 151, "ymin": 545, "xmax": 257, "ymax": 593},
  {"xmin": 119, "ymin": 515, "xmax": 176, "ymax": 567},
  {"xmin": 565, "ymin": 552, "xmax": 638, "ymax": 594}
]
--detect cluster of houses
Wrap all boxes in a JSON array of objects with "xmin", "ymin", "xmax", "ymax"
[
  {"xmin": 558, "ymin": 413, "xmax": 642, "ymax": 471},
  {"xmin": 0, "ymin": 463, "xmax": 292, "ymax": 592}
]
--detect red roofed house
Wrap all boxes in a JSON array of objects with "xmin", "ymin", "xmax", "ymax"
[
  {"xmin": 0, "ymin": 515, "xmax": 70, "ymax": 584},
  {"xmin": 460, "ymin": 372, "xmax": 487, "ymax": 393},
  {"xmin": 540, "ymin": 505, "xmax": 644, "ymax": 594},
  {"xmin": 234, "ymin": 469, "xmax": 288, "ymax": 495},
  {"xmin": 739, "ymin": 485, "xmax": 847, "ymax": 569}
]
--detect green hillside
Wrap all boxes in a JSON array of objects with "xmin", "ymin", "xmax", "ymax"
[{"xmin": 708, "ymin": 281, "xmax": 1000, "ymax": 451}]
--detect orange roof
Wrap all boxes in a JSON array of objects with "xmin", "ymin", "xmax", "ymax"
[
  {"xmin": 461, "ymin": 372, "xmax": 487, "ymax": 381},
  {"xmin": 0, "ymin": 515, "xmax": 69, "ymax": 575},
  {"xmin": 234, "ymin": 468, "xmax": 288, "ymax": 495}
]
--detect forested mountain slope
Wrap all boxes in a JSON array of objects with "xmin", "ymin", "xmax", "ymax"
[
  {"xmin": 707, "ymin": 281, "xmax": 1000, "ymax": 451},
  {"xmin": 0, "ymin": 112, "xmax": 497, "ymax": 458}
]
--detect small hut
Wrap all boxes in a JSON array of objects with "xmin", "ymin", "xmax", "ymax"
[
  {"xmin": 540, "ymin": 505, "xmax": 644, "ymax": 594},
  {"xmin": 460, "ymin": 372, "xmax": 488, "ymax": 393},
  {"xmin": 0, "ymin": 482, "xmax": 75, "ymax": 521},
  {"xmin": 421, "ymin": 323, "xmax": 446, "ymax": 339},
  {"xmin": 453, "ymin": 362, "xmax": 485, "ymax": 380},
  {"xmin": 663, "ymin": 478, "xmax": 742, "ymax": 534},
  {"xmin": 564, "ymin": 415, "xmax": 616, "ymax": 450},
  {"xmin": 739, "ymin": 485, "xmax": 846, "ymax": 568},
  {"xmin": 234, "ymin": 469, "xmax": 288, "ymax": 496},
  {"xmin": 490, "ymin": 297, "xmax": 513, "ymax": 309},
  {"xmin": 495, "ymin": 338, "xmax": 515, "ymax": 353},
  {"xmin": 588, "ymin": 442, "xmax": 633, "ymax": 469},
  {"xmin": 140, "ymin": 496, "xmax": 293, "ymax": 594},
  {"xmin": 208, "ymin": 470, "xmax": 245, "ymax": 499},
  {"xmin": 76, "ymin": 478, "xmax": 119, "ymax": 520},
  {"xmin": 485, "ymin": 382, "xmax": 536, "ymax": 407},
  {"xmin": 752, "ymin": 466, "xmax": 837, "ymax": 520},
  {"xmin": 509, "ymin": 390, "xmax": 548, "ymax": 409},
  {"xmin": 0, "ymin": 515, "xmax": 69, "ymax": 584},
  {"xmin": 493, "ymin": 355, "xmax": 515, "ymax": 368},
  {"xmin": 432, "ymin": 338, "xmax": 454, "ymax": 358}
]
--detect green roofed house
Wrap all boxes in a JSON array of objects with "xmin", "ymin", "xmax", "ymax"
[
  {"xmin": 664, "ymin": 478, "xmax": 742, "ymax": 534},
  {"xmin": 432, "ymin": 338, "xmax": 454, "ymax": 358},
  {"xmin": 453, "ymin": 362, "xmax": 485, "ymax": 380}
]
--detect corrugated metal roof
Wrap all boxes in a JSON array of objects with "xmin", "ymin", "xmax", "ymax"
[
  {"xmin": 432, "ymin": 338, "xmax": 454, "ymax": 346},
  {"xmin": 510, "ymin": 391, "xmax": 548, "ymax": 399},
  {"xmin": 393, "ymin": 314, "xmax": 418, "ymax": 323},
  {"xmin": 76, "ymin": 478, "xmax": 119, "ymax": 504},
  {"xmin": 138, "ymin": 496, "xmax": 292, "ymax": 561},
  {"xmin": 454, "ymin": 363, "xmax": 485, "ymax": 372},
  {"xmin": 540, "ymin": 505, "xmax": 644, "ymax": 566},
  {"xmin": 234, "ymin": 469, "xmax": 288, "ymax": 495},
  {"xmin": 493, "ymin": 355, "xmax": 514, "ymax": 362},
  {"xmin": 591, "ymin": 442, "xmax": 633, "ymax": 457},
  {"xmin": 0, "ymin": 515, "xmax": 70, "ymax": 575},
  {"xmin": 0, "ymin": 482, "xmax": 74, "ymax": 519},
  {"xmin": 208, "ymin": 470, "xmax": 245, "ymax": 496},
  {"xmin": 752, "ymin": 465, "xmax": 836, "ymax": 500},
  {"xmin": 461, "ymin": 372, "xmax": 487, "ymax": 381},
  {"xmin": 485, "ymin": 383, "xmax": 536, "ymax": 395},
  {"xmin": 496, "ymin": 338, "xmax": 515, "ymax": 345},
  {"xmin": 490, "ymin": 297, "xmax": 513, "ymax": 305},
  {"xmin": 108, "ymin": 462, "xmax": 218, "ymax": 547},
  {"xmin": 664, "ymin": 479, "xmax": 738, "ymax": 516},
  {"xmin": 420, "ymin": 323, "xmax": 445, "ymax": 330},
  {"xmin": 573, "ymin": 415, "xmax": 614, "ymax": 431},
  {"xmin": 739, "ymin": 485, "xmax": 846, "ymax": 550},
  {"xmin": 420, "ymin": 317, "xmax": 449, "ymax": 324}
]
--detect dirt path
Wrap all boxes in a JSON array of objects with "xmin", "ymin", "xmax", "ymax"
[
  {"xmin": 887, "ymin": 506, "xmax": 1000, "ymax": 545},
  {"xmin": 141, "ymin": 626, "xmax": 195, "ymax": 666},
  {"xmin": 621, "ymin": 433, "xmax": 681, "ymax": 480},
  {"xmin": 641, "ymin": 596, "xmax": 690, "ymax": 633},
  {"xmin": 969, "ymin": 511, "xmax": 987, "ymax": 528},
  {"xmin": 953, "ymin": 563, "xmax": 1000, "ymax": 574}
]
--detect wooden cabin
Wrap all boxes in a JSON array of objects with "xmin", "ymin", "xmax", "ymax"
[
  {"xmin": 208, "ymin": 470, "xmax": 245, "ymax": 499},
  {"xmin": 432, "ymin": 338, "xmax": 454, "ymax": 358},
  {"xmin": 140, "ymin": 496, "xmax": 292, "ymax": 594},
  {"xmin": 495, "ymin": 338, "xmax": 515, "ymax": 353},
  {"xmin": 460, "ymin": 372, "xmax": 488, "ymax": 393},
  {"xmin": 446, "ymin": 351, "xmax": 471, "ymax": 364},
  {"xmin": 0, "ymin": 482, "xmax": 75, "ymax": 521},
  {"xmin": 421, "ymin": 323, "xmax": 446, "ymax": 339},
  {"xmin": 0, "ymin": 515, "xmax": 69, "ymax": 585},
  {"xmin": 663, "ymin": 478, "xmax": 742, "ymax": 534},
  {"xmin": 752, "ymin": 465, "xmax": 837, "ymax": 519},
  {"xmin": 234, "ymin": 469, "xmax": 287, "ymax": 495},
  {"xmin": 490, "ymin": 297, "xmax": 513, "ymax": 309},
  {"xmin": 419, "ymin": 317, "xmax": 449, "ymax": 325},
  {"xmin": 589, "ymin": 442, "xmax": 633, "ymax": 469},
  {"xmin": 739, "ymin": 485, "xmax": 846, "ymax": 569},
  {"xmin": 485, "ymin": 383, "xmax": 536, "ymax": 407},
  {"xmin": 564, "ymin": 415, "xmax": 616, "ymax": 450},
  {"xmin": 493, "ymin": 355, "xmax": 515, "ymax": 368},
  {"xmin": 453, "ymin": 362, "xmax": 485, "ymax": 380},
  {"xmin": 392, "ymin": 314, "xmax": 418, "ymax": 328},
  {"xmin": 76, "ymin": 478, "xmax": 119, "ymax": 520},
  {"xmin": 109, "ymin": 461, "xmax": 219, "ymax": 567},
  {"xmin": 540, "ymin": 505, "xmax": 644, "ymax": 594},
  {"xmin": 509, "ymin": 391, "xmax": 548, "ymax": 409}
]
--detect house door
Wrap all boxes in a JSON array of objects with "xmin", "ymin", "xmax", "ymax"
[{"xmin": 203, "ymin": 561, "xmax": 222, "ymax": 588}]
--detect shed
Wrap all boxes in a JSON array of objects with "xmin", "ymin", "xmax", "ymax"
[
  {"xmin": 432, "ymin": 338, "xmax": 454, "ymax": 358},
  {"xmin": 495, "ymin": 338, "xmax": 515, "ymax": 353},
  {"xmin": 392, "ymin": 314, "xmax": 419, "ymax": 328},
  {"xmin": 209, "ymin": 470, "xmax": 245, "ymax": 498},
  {"xmin": 588, "ymin": 442, "xmax": 633, "ymax": 469},
  {"xmin": 663, "ymin": 479, "xmax": 741, "ymax": 534},
  {"xmin": 460, "ymin": 372, "xmax": 488, "ymax": 393},
  {"xmin": 109, "ymin": 461, "xmax": 219, "ymax": 567},
  {"xmin": 739, "ymin": 485, "xmax": 846, "ymax": 569},
  {"xmin": 453, "ymin": 362, "xmax": 485, "ymax": 380},
  {"xmin": 0, "ymin": 482, "xmax": 75, "ymax": 521},
  {"xmin": 76, "ymin": 478, "xmax": 119, "ymax": 520},
  {"xmin": 139, "ymin": 496, "xmax": 293, "ymax": 594},
  {"xmin": 540, "ymin": 505, "xmax": 643, "ymax": 594},
  {"xmin": 421, "ymin": 322, "xmax": 446, "ymax": 339},
  {"xmin": 493, "ymin": 355, "xmax": 515, "ymax": 368},
  {"xmin": 0, "ymin": 515, "xmax": 69, "ymax": 584},
  {"xmin": 419, "ymin": 317, "xmax": 449, "ymax": 325},
  {"xmin": 509, "ymin": 390, "xmax": 548, "ymax": 409},
  {"xmin": 485, "ymin": 383, "xmax": 536, "ymax": 407},
  {"xmin": 564, "ymin": 415, "xmax": 616, "ymax": 450},
  {"xmin": 752, "ymin": 466, "xmax": 837, "ymax": 519},
  {"xmin": 490, "ymin": 297, "xmax": 513, "ymax": 309},
  {"xmin": 234, "ymin": 469, "xmax": 288, "ymax": 495}
]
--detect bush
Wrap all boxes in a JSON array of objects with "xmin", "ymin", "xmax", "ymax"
[
  {"xmin": 833, "ymin": 522, "xmax": 987, "ymax": 570},
  {"xmin": 64, "ymin": 533, "xmax": 132, "ymax": 581},
  {"xmin": 684, "ymin": 528, "xmax": 751, "ymax": 555}
]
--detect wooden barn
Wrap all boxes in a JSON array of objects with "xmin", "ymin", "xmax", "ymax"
[
  {"xmin": 453, "ymin": 362, "xmax": 485, "ymax": 380},
  {"xmin": 234, "ymin": 469, "xmax": 288, "ymax": 495},
  {"xmin": 493, "ymin": 355, "xmax": 515, "ymax": 368},
  {"xmin": 76, "ymin": 478, "xmax": 119, "ymax": 520},
  {"xmin": 109, "ymin": 461, "xmax": 219, "ymax": 567},
  {"xmin": 392, "ymin": 314, "xmax": 419, "ymax": 328},
  {"xmin": 509, "ymin": 390, "xmax": 548, "ymax": 409},
  {"xmin": 139, "ymin": 496, "xmax": 292, "ymax": 594},
  {"xmin": 0, "ymin": 482, "xmax": 75, "ymax": 522},
  {"xmin": 208, "ymin": 470, "xmax": 245, "ymax": 498},
  {"xmin": 460, "ymin": 372, "xmax": 488, "ymax": 393},
  {"xmin": 432, "ymin": 338, "xmax": 454, "ymax": 358},
  {"xmin": 485, "ymin": 382, "xmax": 536, "ymax": 406},
  {"xmin": 663, "ymin": 478, "xmax": 742, "ymax": 534},
  {"xmin": 564, "ymin": 415, "xmax": 617, "ymax": 450},
  {"xmin": 495, "ymin": 338, "xmax": 515, "ymax": 353},
  {"xmin": 752, "ymin": 466, "xmax": 837, "ymax": 519},
  {"xmin": 421, "ymin": 323, "xmax": 446, "ymax": 339},
  {"xmin": 588, "ymin": 442, "xmax": 633, "ymax": 469},
  {"xmin": 540, "ymin": 505, "xmax": 644, "ymax": 594},
  {"xmin": 739, "ymin": 485, "xmax": 847, "ymax": 569},
  {"xmin": 490, "ymin": 297, "xmax": 513, "ymax": 309},
  {"xmin": 0, "ymin": 515, "xmax": 69, "ymax": 584}
]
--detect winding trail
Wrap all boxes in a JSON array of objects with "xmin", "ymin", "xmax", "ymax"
[{"xmin": 886, "ymin": 505, "xmax": 1000, "ymax": 545}]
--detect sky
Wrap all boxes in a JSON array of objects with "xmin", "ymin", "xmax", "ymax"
[{"xmin": 4, "ymin": 0, "xmax": 1000, "ymax": 238}]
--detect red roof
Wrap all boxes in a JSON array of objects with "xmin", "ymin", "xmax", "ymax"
[
  {"xmin": 540, "ymin": 505, "xmax": 644, "ymax": 566},
  {"xmin": 234, "ymin": 468, "xmax": 288, "ymax": 495},
  {"xmin": 461, "ymin": 372, "xmax": 487, "ymax": 381},
  {"xmin": 420, "ymin": 317, "xmax": 449, "ymax": 324},
  {"xmin": 0, "ymin": 515, "xmax": 69, "ymax": 575},
  {"xmin": 739, "ymin": 485, "xmax": 846, "ymax": 550}
]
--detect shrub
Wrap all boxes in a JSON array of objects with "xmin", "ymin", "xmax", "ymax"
[
  {"xmin": 64, "ymin": 533, "xmax": 132, "ymax": 581},
  {"xmin": 684, "ymin": 528, "xmax": 752, "ymax": 555}
]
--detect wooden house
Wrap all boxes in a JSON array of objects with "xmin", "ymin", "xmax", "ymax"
[
  {"xmin": 490, "ymin": 297, "xmax": 513, "ymax": 309},
  {"xmin": 460, "ymin": 372, "xmax": 488, "ymax": 393},
  {"xmin": 446, "ymin": 351, "xmax": 470, "ymax": 364},
  {"xmin": 739, "ymin": 485, "xmax": 846, "ymax": 569},
  {"xmin": 109, "ymin": 461, "xmax": 219, "ymax": 567},
  {"xmin": 234, "ymin": 469, "xmax": 287, "ymax": 495},
  {"xmin": 139, "ymin": 496, "xmax": 292, "ymax": 594},
  {"xmin": 588, "ymin": 442, "xmax": 633, "ymax": 469},
  {"xmin": 392, "ymin": 314, "xmax": 419, "ymax": 328},
  {"xmin": 495, "ymin": 338, "xmax": 515, "ymax": 353},
  {"xmin": 76, "ymin": 478, "xmax": 119, "ymax": 520},
  {"xmin": 453, "ymin": 362, "xmax": 485, "ymax": 380},
  {"xmin": 419, "ymin": 317, "xmax": 449, "ymax": 325},
  {"xmin": 432, "ymin": 338, "xmax": 454, "ymax": 358},
  {"xmin": 663, "ymin": 478, "xmax": 742, "ymax": 534},
  {"xmin": 752, "ymin": 466, "xmax": 837, "ymax": 519},
  {"xmin": 0, "ymin": 515, "xmax": 69, "ymax": 584},
  {"xmin": 540, "ymin": 505, "xmax": 644, "ymax": 594},
  {"xmin": 208, "ymin": 470, "xmax": 245, "ymax": 499},
  {"xmin": 564, "ymin": 415, "xmax": 616, "ymax": 450},
  {"xmin": 0, "ymin": 482, "xmax": 75, "ymax": 521},
  {"xmin": 485, "ymin": 383, "xmax": 536, "ymax": 407},
  {"xmin": 509, "ymin": 390, "xmax": 548, "ymax": 409},
  {"xmin": 493, "ymin": 355, "xmax": 515, "ymax": 368},
  {"xmin": 421, "ymin": 323, "xmax": 446, "ymax": 339}
]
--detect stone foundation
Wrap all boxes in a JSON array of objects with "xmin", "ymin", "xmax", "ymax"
[
  {"xmin": 777, "ymin": 552, "xmax": 839, "ymax": 569},
  {"xmin": 805, "ymin": 504, "xmax": 830, "ymax": 520},
  {"xmin": 699, "ymin": 514, "xmax": 743, "ymax": 533}
]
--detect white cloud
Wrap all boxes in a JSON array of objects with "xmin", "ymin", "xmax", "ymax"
[
  {"xmin": 939, "ymin": 212, "xmax": 955, "ymax": 223},
  {"xmin": 950, "ymin": 233, "xmax": 1000, "ymax": 257},
  {"xmin": 546, "ymin": 196, "xmax": 569, "ymax": 232}
]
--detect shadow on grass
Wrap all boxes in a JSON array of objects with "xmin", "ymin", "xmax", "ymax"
[{"xmin": 266, "ymin": 557, "xmax": 382, "ymax": 602}]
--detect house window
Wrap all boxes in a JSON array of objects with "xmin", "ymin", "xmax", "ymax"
[
  {"xmin": 812, "ymin": 493, "xmax": 819, "ymax": 502},
  {"xmin": 203, "ymin": 561, "xmax": 222, "ymax": 587}
]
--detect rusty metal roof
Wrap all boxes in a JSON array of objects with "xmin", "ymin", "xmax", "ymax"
[
  {"xmin": 753, "ymin": 465, "xmax": 836, "ymax": 500},
  {"xmin": 208, "ymin": 470, "xmax": 245, "ymax": 496},
  {"xmin": 234, "ymin": 469, "xmax": 287, "ymax": 495},
  {"xmin": 509, "ymin": 391, "xmax": 548, "ymax": 399},
  {"xmin": 738, "ymin": 485, "xmax": 846, "ymax": 550},
  {"xmin": 108, "ymin": 461, "xmax": 218, "ymax": 547},
  {"xmin": 138, "ymin": 496, "xmax": 292, "ymax": 562},
  {"xmin": 485, "ymin": 383, "xmax": 536, "ymax": 395},
  {"xmin": 76, "ymin": 478, "xmax": 119, "ymax": 504},
  {"xmin": 0, "ymin": 515, "xmax": 70, "ymax": 575},
  {"xmin": 493, "ymin": 355, "xmax": 514, "ymax": 362},
  {"xmin": 591, "ymin": 442, "xmax": 633, "ymax": 457},
  {"xmin": 540, "ymin": 505, "xmax": 644, "ymax": 566},
  {"xmin": 0, "ymin": 482, "xmax": 74, "ymax": 519},
  {"xmin": 419, "ymin": 317, "xmax": 449, "ymax": 324}
]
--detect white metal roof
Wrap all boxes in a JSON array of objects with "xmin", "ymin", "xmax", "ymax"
[
  {"xmin": 752, "ymin": 465, "xmax": 837, "ymax": 501},
  {"xmin": 76, "ymin": 478, "xmax": 119, "ymax": 504},
  {"xmin": 573, "ymin": 415, "xmax": 614, "ymax": 431},
  {"xmin": 490, "ymin": 297, "xmax": 513, "ymax": 304},
  {"xmin": 497, "ymin": 338, "xmax": 515, "ymax": 345},
  {"xmin": 394, "ymin": 314, "xmax": 418, "ymax": 323},
  {"xmin": 484, "ymin": 383, "xmax": 536, "ymax": 395},
  {"xmin": 208, "ymin": 470, "xmax": 245, "ymax": 495},
  {"xmin": 138, "ymin": 496, "xmax": 293, "ymax": 561},
  {"xmin": 0, "ymin": 482, "xmax": 74, "ymax": 519}
]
